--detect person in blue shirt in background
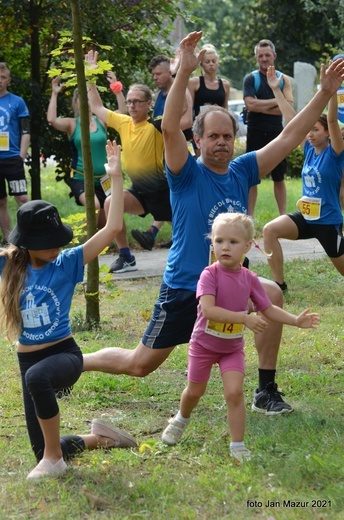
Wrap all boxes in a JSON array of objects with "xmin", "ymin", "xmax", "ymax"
[{"xmin": 0, "ymin": 62, "xmax": 30, "ymax": 242}]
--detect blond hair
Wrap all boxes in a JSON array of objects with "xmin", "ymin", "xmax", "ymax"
[
  {"xmin": 0, "ymin": 246, "xmax": 29, "ymax": 342},
  {"xmin": 211, "ymin": 213, "xmax": 254, "ymax": 241}
]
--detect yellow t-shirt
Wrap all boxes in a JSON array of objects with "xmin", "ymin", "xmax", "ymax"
[{"xmin": 107, "ymin": 111, "xmax": 166, "ymax": 192}]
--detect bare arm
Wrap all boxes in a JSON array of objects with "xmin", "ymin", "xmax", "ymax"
[
  {"xmin": 82, "ymin": 140, "xmax": 123, "ymax": 265},
  {"xmin": 261, "ymin": 305, "xmax": 319, "ymax": 329},
  {"xmin": 107, "ymin": 71, "xmax": 128, "ymax": 114},
  {"xmin": 19, "ymin": 133, "xmax": 30, "ymax": 160},
  {"xmin": 162, "ymin": 31, "xmax": 205, "ymax": 175},
  {"xmin": 256, "ymin": 59, "xmax": 344, "ymax": 177},
  {"xmin": 267, "ymin": 66, "xmax": 296, "ymax": 124},
  {"xmin": 47, "ymin": 77, "xmax": 75, "ymax": 136},
  {"xmin": 180, "ymin": 87, "xmax": 193, "ymax": 131},
  {"xmin": 200, "ymin": 294, "xmax": 268, "ymax": 334},
  {"xmin": 327, "ymin": 93, "xmax": 344, "ymax": 155},
  {"xmin": 244, "ymin": 96, "xmax": 280, "ymax": 115},
  {"xmin": 85, "ymin": 50, "xmax": 111, "ymax": 124},
  {"xmin": 222, "ymin": 79, "xmax": 230, "ymax": 109}
]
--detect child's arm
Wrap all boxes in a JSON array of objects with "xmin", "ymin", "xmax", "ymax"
[
  {"xmin": 200, "ymin": 294, "xmax": 268, "ymax": 334},
  {"xmin": 261, "ymin": 305, "xmax": 319, "ymax": 329},
  {"xmin": 82, "ymin": 140, "xmax": 123, "ymax": 265}
]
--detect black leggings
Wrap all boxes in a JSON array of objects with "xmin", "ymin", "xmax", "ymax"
[{"xmin": 17, "ymin": 338, "xmax": 85, "ymax": 462}]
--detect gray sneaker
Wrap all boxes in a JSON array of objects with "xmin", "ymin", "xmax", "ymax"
[
  {"xmin": 109, "ymin": 254, "xmax": 137, "ymax": 274},
  {"xmin": 252, "ymin": 382, "xmax": 293, "ymax": 415},
  {"xmin": 162, "ymin": 415, "xmax": 188, "ymax": 445}
]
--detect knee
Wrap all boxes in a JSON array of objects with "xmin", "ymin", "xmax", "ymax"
[
  {"xmin": 263, "ymin": 221, "xmax": 276, "ymax": 241},
  {"xmin": 261, "ymin": 279, "xmax": 283, "ymax": 307},
  {"xmin": 15, "ymin": 195, "xmax": 29, "ymax": 206},
  {"xmin": 185, "ymin": 385, "xmax": 205, "ymax": 401},
  {"xmin": 25, "ymin": 366, "xmax": 49, "ymax": 395},
  {"xmin": 225, "ymin": 387, "xmax": 243, "ymax": 407}
]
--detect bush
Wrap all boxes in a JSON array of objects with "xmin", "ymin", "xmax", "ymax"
[{"xmin": 287, "ymin": 146, "xmax": 304, "ymax": 178}]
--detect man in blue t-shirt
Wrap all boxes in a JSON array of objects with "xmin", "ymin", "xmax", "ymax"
[
  {"xmin": 0, "ymin": 62, "xmax": 30, "ymax": 242},
  {"xmin": 83, "ymin": 32, "xmax": 344, "ymax": 416}
]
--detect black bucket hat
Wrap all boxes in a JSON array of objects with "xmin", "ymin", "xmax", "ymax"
[{"xmin": 9, "ymin": 200, "xmax": 73, "ymax": 250}]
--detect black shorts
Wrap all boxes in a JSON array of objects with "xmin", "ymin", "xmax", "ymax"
[
  {"xmin": 127, "ymin": 185, "xmax": 172, "ymax": 221},
  {"xmin": 65, "ymin": 178, "xmax": 107, "ymax": 208},
  {"xmin": 142, "ymin": 282, "xmax": 198, "ymax": 349},
  {"xmin": 246, "ymin": 127, "xmax": 286, "ymax": 182},
  {"xmin": 288, "ymin": 212, "xmax": 344, "ymax": 258},
  {"xmin": 0, "ymin": 156, "xmax": 27, "ymax": 198}
]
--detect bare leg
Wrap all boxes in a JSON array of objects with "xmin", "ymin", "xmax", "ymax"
[
  {"xmin": 83, "ymin": 341, "xmax": 175, "ymax": 377},
  {"xmin": 179, "ymin": 380, "xmax": 208, "ymax": 418},
  {"xmin": 0, "ymin": 197, "xmax": 11, "ymax": 241},
  {"xmin": 274, "ymin": 180, "xmax": 287, "ymax": 215},
  {"xmin": 248, "ymin": 185, "xmax": 258, "ymax": 217},
  {"xmin": 263, "ymin": 215, "xmax": 299, "ymax": 284},
  {"xmin": 222, "ymin": 371, "xmax": 245, "ymax": 442},
  {"xmin": 37, "ymin": 413, "xmax": 63, "ymax": 463},
  {"xmin": 330, "ymin": 254, "xmax": 344, "ymax": 275},
  {"xmin": 255, "ymin": 278, "xmax": 283, "ymax": 370}
]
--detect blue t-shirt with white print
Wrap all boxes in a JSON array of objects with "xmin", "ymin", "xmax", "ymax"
[{"xmin": 0, "ymin": 246, "xmax": 84, "ymax": 345}]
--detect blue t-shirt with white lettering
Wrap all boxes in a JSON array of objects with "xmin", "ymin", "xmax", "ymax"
[
  {"xmin": 0, "ymin": 246, "xmax": 84, "ymax": 345},
  {"xmin": 164, "ymin": 152, "xmax": 259, "ymax": 291},
  {"xmin": 0, "ymin": 92, "xmax": 30, "ymax": 158}
]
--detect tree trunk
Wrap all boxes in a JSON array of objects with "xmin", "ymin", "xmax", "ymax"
[{"xmin": 70, "ymin": 0, "xmax": 100, "ymax": 326}]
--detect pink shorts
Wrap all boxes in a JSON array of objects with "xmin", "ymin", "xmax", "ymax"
[{"xmin": 187, "ymin": 341, "xmax": 245, "ymax": 384}]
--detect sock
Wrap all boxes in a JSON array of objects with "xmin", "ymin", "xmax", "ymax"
[
  {"xmin": 119, "ymin": 247, "xmax": 134, "ymax": 261},
  {"xmin": 148, "ymin": 225, "xmax": 159, "ymax": 238},
  {"xmin": 176, "ymin": 410, "xmax": 190, "ymax": 424},
  {"xmin": 258, "ymin": 369, "xmax": 276, "ymax": 391},
  {"xmin": 230, "ymin": 441, "xmax": 245, "ymax": 449}
]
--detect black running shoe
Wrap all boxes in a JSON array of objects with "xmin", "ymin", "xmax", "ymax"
[
  {"xmin": 109, "ymin": 254, "xmax": 137, "ymax": 273},
  {"xmin": 252, "ymin": 382, "xmax": 293, "ymax": 415},
  {"xmin": 131, "ymin": 229, "xmax": 155, "ymax": 251}
]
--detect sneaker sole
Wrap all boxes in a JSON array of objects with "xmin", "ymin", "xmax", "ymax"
[
  {"xmin": 110, "ymin": 265, "xmax": 138, "ymax": 274},
  {"xmin": 251, "ymin": 404, "xmax": 267, "ymax": 414},
  {"xmin": 265, "ymin": 407, "xmax": 294, "ymax": 416}
]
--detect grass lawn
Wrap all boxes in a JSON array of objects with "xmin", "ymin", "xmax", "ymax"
[{"xmin": 0, "ymin": 164, "xmax": 343, "ymax": 519}]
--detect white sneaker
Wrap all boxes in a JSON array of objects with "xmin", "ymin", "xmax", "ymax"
[
  {"xmin": 230, "ymin": 445, "xmax": 251, "ymax": 463},
  {"xmin": 162, "ymin": 415, "xmax": 188, "ymax": 445},
  {"xmin": 27, "ymin": 457, "xmax": 67, "ymax": 480}
]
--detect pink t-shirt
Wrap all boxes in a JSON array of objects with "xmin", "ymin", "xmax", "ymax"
[{"xmin": 190, "ymin": 262, "xmax": 271, "ymax": 352}]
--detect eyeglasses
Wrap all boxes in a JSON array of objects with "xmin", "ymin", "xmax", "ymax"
[{"xmin": 125, "ymin": 99, "xmax": 148, "ymax": 107}]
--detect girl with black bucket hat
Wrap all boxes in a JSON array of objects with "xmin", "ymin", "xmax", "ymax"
[{"xmin": 0, "ymin": 140, "xmax": 137, "ymax": 480}]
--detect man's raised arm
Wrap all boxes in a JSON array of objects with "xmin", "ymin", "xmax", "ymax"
[{"xmin": 162, "ymin": 31, "xmax": 205, "ymax": 175}]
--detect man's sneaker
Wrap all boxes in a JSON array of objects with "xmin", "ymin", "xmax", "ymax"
[
  {"xmin": 162, "ymin": 415, "xmax": 188, "ymax": 445},
  {"xmin": 131, "ymin": 229, "xmax": 155, "ymax": 251},
  {"xmin": 252, "ymin": 382, "xmax": 293, "ymax": 415},
  {"xmin": 109, "ymin": 254, "xmax": 137, "ymax": 274},
  {"xmin": 230, "ymin": 445, "xmax": 251, "ymax": 463}
]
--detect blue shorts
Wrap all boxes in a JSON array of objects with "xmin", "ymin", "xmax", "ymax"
[{"xmin": 142, "ymin": 282, "xmax": 198, "ymax": 349}]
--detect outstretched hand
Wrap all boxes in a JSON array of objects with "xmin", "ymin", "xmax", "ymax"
[
  {"xmin": 178, "ymin": 31, "xmax": 206, "ymax": 73},
  {"xmin": 295, "ymin": 308, "xmax": 320, "ymax": 329},
  {"xmin": 85, "ymin": 50, "xmax": 99, "ymax": 70},
  {"xmin": 105, "ymin": 140, "xmax": 122, "ymax": 178},
  {"xmin": 267, "ymin": 66, "xmax": 283, "ymax": 91},
  {"xmin": 320, "ymin": 58, "xmax": 344, "ymax": 96}
]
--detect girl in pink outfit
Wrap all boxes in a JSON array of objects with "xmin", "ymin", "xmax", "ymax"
[{"xmin": 162, "ymin": 213, "xmax": 319, "ymax": 463}]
